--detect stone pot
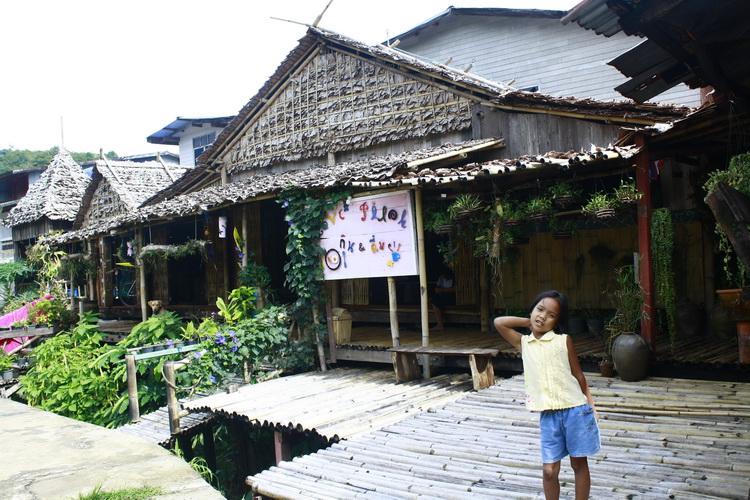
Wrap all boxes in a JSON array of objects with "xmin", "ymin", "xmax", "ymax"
[
  {"xmin": 612, "ymin": 331, "xmax": 651, "ymax": 381},
  {"xmin": 599, "ymin": 360, "xmax": 615, "ymax": 377},
  {"xmin": 675, "ymin": 302, "xmax": 704, "ymax": 337}
]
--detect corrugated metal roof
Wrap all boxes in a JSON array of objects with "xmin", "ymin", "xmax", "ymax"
[{"xmin": 146, "ymin": 116, "xmax": 234, "ymax": 145}]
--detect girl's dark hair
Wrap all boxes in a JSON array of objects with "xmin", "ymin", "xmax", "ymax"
[{"xmin": 528, "ymin": 290, "xmax": 569, "ymax": 334}]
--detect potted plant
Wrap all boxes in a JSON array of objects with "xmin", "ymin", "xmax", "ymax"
[
  {"xmin": 605, "ymin": 265, "xmax": 651, "ymax": 381},
  {"xmin": 0, "ymin": 352, "xmax": 15, "ymax": 381},
  {"xmin": 614, "ymin": 177, "xmax": 642, "ymax": 206},
  {"xmin": 497, "ymin": 199, "xmax": 526, "ymax": 226},
  {"xmin": 425, "ymin": 208, "xmax": 454, "ymax": 235},
  {"xmin": 524, "ymin": 196, "xmax": 553, "ymax": 221},
  {"xmin": 447, "ymin": 194, "xmax": 484, "ymax": 222},
  {"xmin": 582, "ymin": 192, "xmax": 619, "ymax": 219},
  {"xmin": 549, "ymin": 181, "xmax": 583, "ymax": 210},
  {"xmin": 549, "ymin": 217, "xmax": 577, "ymax": 239}
]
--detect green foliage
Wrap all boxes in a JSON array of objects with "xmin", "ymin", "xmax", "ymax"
[
  {"xmin": 0, "ymin": 261, "xmax": 33, "ymax": 301},
  {"xmin": 238, "ymin": 252, "xmax": 273, "ymax": 293},
  {"xmin": 179, "ymin": 304, "xmax": 292, "ymax": 388},
  {"xmin": 582, "ymin": 191, "xmax": 618, "ymax": 215},
  {"xmin": 604, "ymin": 265, "xmax": 647, "ymax": 357},
  {"xmin": 2, "ymin": 288, "xmax": 40, "ymax": 314},
  {"xmin": 447, "ymin": 194, "xmax": 484, "ymax": 220},
  {"xmin": 0, "ymin": 147, "xmax": 116, "ymax": 173},
  {"xmin": 548, "ymin": 181, "xmax": 583, "ymax": 199},
  {"xmin": 651, "ymin": 207, "xmax": 677, "ymax": 349},
  {"xmin": 703, "ymin": 153, "xmax": 750, "ymax": 286},
  {"xmin": 20, "ymin": 313, "xmax": 127, "ymax": 427},
  {"xmin": 614, "ymin": 177, "xmax": 642, "ymax": 204},
  {"xmin": 25, "ymin": 238, "xmax": 67, "ymax": 298},
  {"xmin": 119, "ymin": 312, "xmax": 185, "ymax": 349},
  {"xmin": 26, "ymin": 298, "xmax": 70, "ymax": 327},
  {"xmin": 140, "ymin": 240, "xmax": 207, "ymax": 266},
  {"xmin": 524, "ymin": 196, "xmax": 553, "ymax": 216},
  {"xmin": 216, "ymin": 286, "xmax": 257, "ymax": 325},
  {"xmin": 0, "ymin": 351, "xmax": 14, "ymax": 371},
  {"xmin": 278, "ymin": 189, "xmax": 349, "ymax": 348},
  {"xmin": 74, "ymin": 484, "xmax": 163, "ymax": 500}
]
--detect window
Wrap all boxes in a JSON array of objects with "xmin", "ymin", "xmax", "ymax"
[{"xmin": 193, "ymin": 132, "xmax": 216, "ymax": 163}]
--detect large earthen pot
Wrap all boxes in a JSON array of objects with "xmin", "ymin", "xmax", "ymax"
[{"xmin": 612, "ymin": 331, "xmax": 651, "ymax": 381}]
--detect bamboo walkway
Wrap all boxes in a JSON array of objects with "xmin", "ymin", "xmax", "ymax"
[
  {"xmin": 247, "ymin": 373, "xmax": 750, "ymax": 500},
  {"xmin": 117, "ymin": 405, "xmax": 214, "ymax": 446},
  {"xmin": 183, "ymin": 368, "xmax": 475, "ymax": 443}
]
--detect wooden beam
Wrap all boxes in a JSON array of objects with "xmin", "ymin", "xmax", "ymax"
[{"xmin": 635, "ymin": 135, "xmax": 656, "ymax": 348}]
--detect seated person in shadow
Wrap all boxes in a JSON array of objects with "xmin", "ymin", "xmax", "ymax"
[{"xmin": 430, "ymin": 270, "xmax": 456, "ymax": 331}]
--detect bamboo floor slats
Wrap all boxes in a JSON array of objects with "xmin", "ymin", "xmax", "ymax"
[
  {"xmin": 117, "ymin": 405, "xmax": 213, "ymax": 446},
  {"xmin": 247, "ymin": 373, "xmax": 750, "ymax": 499},
  {"xmin": 183, "ymin": 367, "xmax": 475, "ymax": 443},
  {"xmin": 342, "ymin": 324, "xmax": 746, "ymax": 370}
]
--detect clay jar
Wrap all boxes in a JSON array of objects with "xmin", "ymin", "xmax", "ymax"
[{"xmin": 612, "ymin": 331, "xmax": 651, "ymax": 381}]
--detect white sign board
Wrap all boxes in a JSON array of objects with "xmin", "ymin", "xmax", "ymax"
[{"xmin": 320, "ymin": 191, "xmax": 418, "ymax": 280}]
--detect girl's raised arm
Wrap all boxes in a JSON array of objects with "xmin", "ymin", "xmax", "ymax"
[{"xmin": 493, "ymin": 316, "xmax": 529, "ymax": 351}]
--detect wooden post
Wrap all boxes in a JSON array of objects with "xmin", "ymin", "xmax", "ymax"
[
  {"xmin": 414, "ymin": 189, "xmax": 430, "ymax": 378},
  {"xmin": 164, "ymin": 361, "xmax": 180, "ymax": 435},
  {"xmin": 137, "ymin": 227, "xmax": 148, "ymax": 322},
  {"xmin": 387, "ymin": 276, "xmax": 400, "ymax": 347},
  {"xmin": 274, "ymin": 431, "xmax": 291, "ymax": 465},
  {"xmin": 100, "ymin": 237, "xmax": 113, "ymax": 309},
  {"xmin": 635, "ymin": 134, "xmax": 656, "ymax": 348},
  {"xmin": 479, "ymin": 259, "xmax": 490, "ymax": 332},
  {"xmin": 202, "ymin": 424, "xmax": 217, "ymax": 473},
  {"xmin": 312, "ymin": 307, "xmax": 326, "ymax": 371},
  {"xmin": 326, "ymin": 301, "xmax": 337, "ymax": 364},
  {"xmin": 125, "ymin": 354, "xmax": 140, "ymax": 422}
]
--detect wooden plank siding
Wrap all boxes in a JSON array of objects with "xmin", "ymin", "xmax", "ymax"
[{"xmin": 394, "ymin": 12, "xmax": 700, "ymax": 107}]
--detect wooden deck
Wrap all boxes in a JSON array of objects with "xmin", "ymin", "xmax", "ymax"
[
  {"xmin": 247, "ymin": 372, "xmax": 750, "ymax": 499},
  {"xmin": 334, "ymin": 324, "xmax": 747, "ymax": 376}
]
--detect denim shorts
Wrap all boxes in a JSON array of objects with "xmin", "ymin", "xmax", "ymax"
[{"xmin": 539, "ymin": 403, "xmax": 601, "ymax": 463}]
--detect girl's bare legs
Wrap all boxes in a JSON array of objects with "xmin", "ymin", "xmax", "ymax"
[
  {"xmin": 542, "ymin": 461, "xmax": 561, "ymax": 499},
  {"xmin": 570, "ymin": 456, "xmax": 590, "ymax": 499}
]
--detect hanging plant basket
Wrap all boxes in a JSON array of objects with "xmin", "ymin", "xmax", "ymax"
[
  {"xmin": 553, "ymin": 230, "xmax": 573, "ymax": 240},
  {"xmin": 528, "ymin": 212, "xmax": 549, "ymax": 222},
  {"xmin": 454, "ymin": 208, "xmax": 483, "ymax": 221},
  {"xmin": 502, "ymin": 218, "xmax": 523, "ymax": 227},
  {"xmin": 553, "ymin": 194, "xmax": 581, "ymax": 210},
  {"xmin": 593, "ymin": 208, "xmax": 616, "ymax": 219},
  {"xmin": 434, "ymin": 224, "xmax": 455, "ymax": 235}
]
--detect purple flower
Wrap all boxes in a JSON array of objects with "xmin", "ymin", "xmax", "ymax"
[
  {"xmin": 215, "ymin": 335, "xmax": 225, "ymax": 344},
  {"xmin": 288, "ymin": 221, "xmax": 293, "ymax": 226},
  {"xmin": 232, "ymin": 346, "xmax": 238, "ymax": 352},
  {"xmin": 283, "ymin": 201, "xmax": 290, "ymax": 207},
  {"xmin": 233, "ymin": 337, "xmax": 239, "ymax": 343},
  {"xmin": 166, "ymin": 339, "xmax": 173, "ymax": 346},
  {"xmin": 229, "ymin": 330, "xmax": 235, "ymax": 337},
  {"xmin": 238, "ymin": 253, "xmax": 244, "ymax": 259},
  {"xmin": 210, "ymin": 375, "xmax": 217, "ymax": 383},
  {"xmin": 194, "ymin": 351, "xmax": 204, "ymax": 359}
]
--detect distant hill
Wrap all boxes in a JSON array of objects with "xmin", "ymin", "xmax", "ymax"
[{"xmin": 0, "ymin": 147, "xmax": 118, "ymax": 173}]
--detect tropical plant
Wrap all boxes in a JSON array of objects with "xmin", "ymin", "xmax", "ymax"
[
  {"xmin": 25, "ymin": 237, "xmax": 67, "ymax": 297},
  {"xmin": 614, "ymin": 177, "xmax": 642, "ymax": 204},
  {"xmin": 582, "ymin": 191, "xmax": 618, "ymax": 216},
  {"xmin": 447, "ymin": 194, "xmax": 484, "ymax": 220},
  {"xmin": 424, "ymin": 206, "xmax": 452, "ymax": 233},
  {"xmin": 703, "ymin": 152, "xmax": 750, "ymax": 286},
  {"xmin": 216, "ymin": 286, "xmax": 258, "ymax": 325},
  {"xmin": 548, "ymin": 180, "xmax": 583, "ymax": 199},
  {"xmin": 0, "ymin": 261, "xmax": 33, "ymax": 303},
  {"xmin": 0, "ymin": 352, "xmax": 14, "ymax": 371},
  {"xmin": 604, "ymin": 265, "xmax": 647, "ymax": 357},
  {"xmin": 524, "ymin": 196, "xmax": 553, "ymax": 218},
  {"xmin": 651, "ymin": 207, "xmax": 677, "ymax": 349},
  {"xmin": 119, "ymin": 311, "xmax": 185, "ymax": 349},
  {"xmin": 26, "ymin": 298, "xmax": 68, "ymax": 327},
  {"xmin": 20, "ymin": 313, "xmax": 128, "ymax": 427},
  {"xmin": 497, "ymin": 198, "xmax": 526, "ymax": 224}
]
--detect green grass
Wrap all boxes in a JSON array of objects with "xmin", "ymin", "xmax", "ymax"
[{"xmin": 74, "ymin": 484, "xmax": 164, "ymax": 500}]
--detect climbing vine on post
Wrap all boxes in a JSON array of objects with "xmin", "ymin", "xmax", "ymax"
[{"xmin": 278, "ymin": 188, "xmax": 351, "ymax": 357}]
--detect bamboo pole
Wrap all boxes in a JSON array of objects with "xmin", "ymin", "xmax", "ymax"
[
  {"xmin": 125, "ymin": 354, "xmax": 140, "ymax": 422},
  {"xmin": 312, "ymin": 307, "xmax": 326, "ymax": 371},
  {"xmin": 164, "ymin": 361, "xmax": 180, "ymax": 435},
  {"xmin": 326, "ymin": 301, "xmax": 337, "ymax": 364},
  {"xmin": 479, "ymin": 259, "xmax": 490, "ymax": 332},
  {"xmin": 137, "ymin": 227, "xmax": 148, "ymax": 322},
  {"xmin": 414, "ymin": 189, "xmax": 430, "ymax": 379},
  {"xmin": 387, "ymin": 276, "xmax": 400, "ymax": 347}
]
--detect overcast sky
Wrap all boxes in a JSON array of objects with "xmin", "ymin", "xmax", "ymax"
[{"xmin": 1, "ymin": 0, "xmax": 578, "ymax": 157}]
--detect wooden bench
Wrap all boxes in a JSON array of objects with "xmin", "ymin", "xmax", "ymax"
[{"xmin": 387, "ymin": 346, "xmax": 499, "ymax": 390}]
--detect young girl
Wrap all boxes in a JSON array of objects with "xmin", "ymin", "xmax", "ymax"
[{"xmin": 494, "ymin": 291, "xmax": 600, "ymax": 500}]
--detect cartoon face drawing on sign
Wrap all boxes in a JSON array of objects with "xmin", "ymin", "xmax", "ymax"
[{"xmin": 325, "ymin": 248, "xmax": 342, "ymax": 270}]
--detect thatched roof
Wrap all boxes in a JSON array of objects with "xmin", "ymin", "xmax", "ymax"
[
  {"xmin": 158, "ymin": 26, "xmax": 689, "ymax": 200},
  {"xmin": 48, "ymin": 138, "xmax": 638, "ymax": 243},
  {"xmin": 5, "ymin": 149, "xmax": 90, "ymax": 227},
  {"xmin": 74, "ymin": 159, "xmax": 190, "ymax": 230}
]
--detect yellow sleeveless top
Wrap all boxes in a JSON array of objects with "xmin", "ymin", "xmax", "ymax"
[{"xmin": 520, "ymin": 331, "xmax": 588, "ymax": 411}]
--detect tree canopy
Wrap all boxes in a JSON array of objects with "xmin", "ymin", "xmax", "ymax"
[{"xmin": 0, "ymin": 147, "xmax": 118, "ymax": 173}]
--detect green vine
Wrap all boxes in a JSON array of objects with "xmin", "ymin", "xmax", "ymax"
[
  {"xmin": 651, "ymin": 207, "xmax": 677, "ymax": 350},
  {"xmin": 277, "ymin": 188, "xmax": 351, "ymax": 345},
  {"xmin": 140, "ymin": 240, "xmax": 207, "ymax": 266}
]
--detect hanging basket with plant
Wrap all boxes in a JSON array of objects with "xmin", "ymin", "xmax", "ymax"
[
  {"xmin": 614, "ymin": 177, "xmax": 642, "ymax": 207},
  {"xmin": 549, "ymin": 181, "xmax": 583, "ymax": 211},
  {"xmin": 582, "ymin": 192, "xmax": 619, "ymax": 219},
  {"xmin": 448, "ymin": 194, "xmax": 485, "ymax": 222}
]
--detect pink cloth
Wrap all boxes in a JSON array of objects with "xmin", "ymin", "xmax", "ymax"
[{"xmin": 0, "ymin": 295, "xmax": 54, "ymax": 354}]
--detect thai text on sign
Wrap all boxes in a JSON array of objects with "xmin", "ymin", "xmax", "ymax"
[{"xmin": 320, "ymin": 190, "xmax": 418, "ymax": 280}]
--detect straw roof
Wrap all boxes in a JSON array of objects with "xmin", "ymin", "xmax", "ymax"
[{"xmin": 5, "ymin": 149, "xmax": 90, "ymax": 227}]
